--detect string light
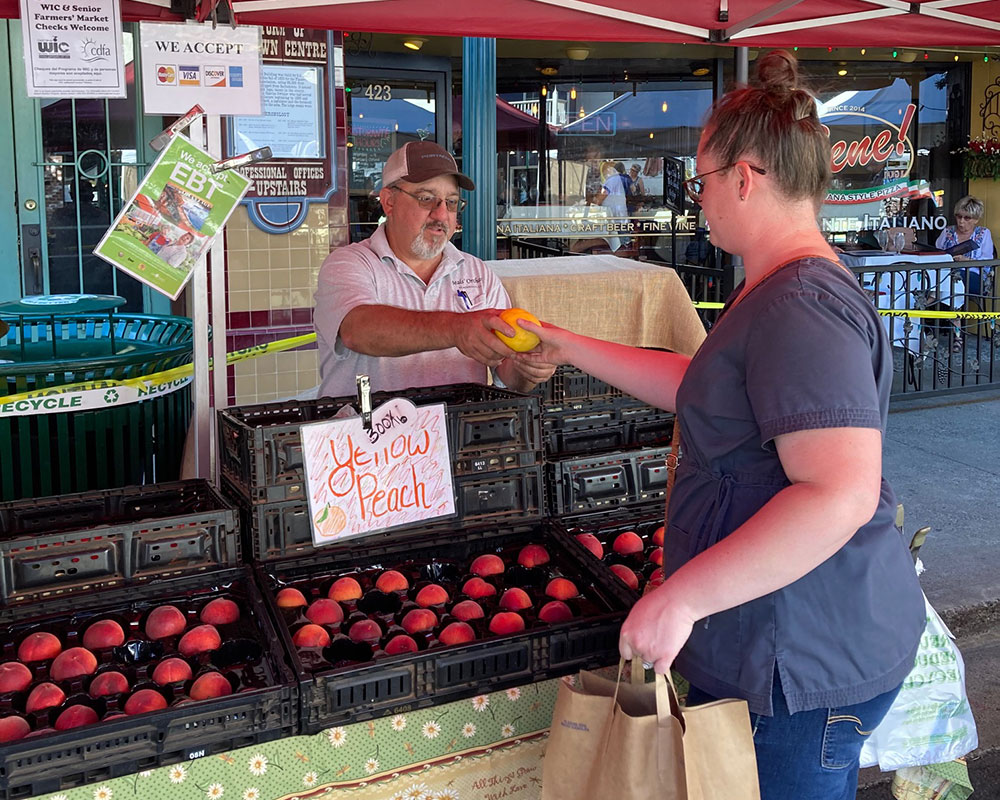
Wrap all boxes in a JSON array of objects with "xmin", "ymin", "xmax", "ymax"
[
  {"xmin": 541, "ymin": 85, "xmax": 547, "ymax": 97},
  {"xmin": 892, "ymin": 49, "xmax": 898, "ymax": 58},
  {"xmin": 860, "ymin": 48, "xmax": 866, "ymax": 55},
  {"xmin": 661, "ymin": 101, "xmax": 668, "ymax": 112},
  {"xmin": 955, "ymin": 54, "xmax": 960, "ymax": 62},
  {"xmin": 578, "ymin": 108, "xmax": 585, "ymax": 118},
  {"xmin": 570, "ymin": 86, "xmax": 577, "ymax": 100},
  {"xmin": 923, "ymin": 52, "xmax": 929, "ymax": 60},
  {"xmin": 838, "ymin": 68, "xmax": 848, "ymax": 76},
  {"xmin": 649, "ymin": 132, "xmax": 654, "ymax": 139}
]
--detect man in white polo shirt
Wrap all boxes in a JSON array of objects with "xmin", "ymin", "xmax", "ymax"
[{"xmin": 315, "ymin": 141, "xmax": 555, "ymax": 398}]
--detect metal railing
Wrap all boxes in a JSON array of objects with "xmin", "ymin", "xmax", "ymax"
[{"xmin": 850, "ymin": 259, "xmax": 999, "ymax": 398}]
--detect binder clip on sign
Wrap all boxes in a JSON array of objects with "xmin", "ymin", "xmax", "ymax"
[
  {"xmin": 212, "ymin": 147, "xmax": 273, "ymax": 174},
  {"xmin": 149, "ymin": 105, "xmax": 206, "ymax": 152}
]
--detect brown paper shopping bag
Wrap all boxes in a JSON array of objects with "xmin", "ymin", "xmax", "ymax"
[{"xmin": 542, "ymin": 660, "xmax": 760, "ymax": 800}]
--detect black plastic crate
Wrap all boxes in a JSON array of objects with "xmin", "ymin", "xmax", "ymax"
[
  {"xmin": 530, "ymin": 364, "xmax": 623, "ymax": 405},
  {"xmin": 553, "ymin": 504, "xmax": 666, "ymax": 601},
  {"xmin": 225, "ymin": 465, "xmax": 545, "ymax": 562},
  {"xmin": 0, "ymin": 480, "xmax": 239, "ymax": 606},
  {"xmin": 542, "ymin": 397, "xmax": 673, "ymax": 456},
  {"xmin": 255, "ymin": 523, "xmax": 632, "ymax": 734},
  {"xmin": 219, "ymin": 384, "xmax": 542, "ymax": 504},
  {"xmin": 546, "ymin": 446, "xmax": 672, "ymax": 516},
  {"xmin": 0, "ymin": 566, "xmax": 297, "ymax": 800}
]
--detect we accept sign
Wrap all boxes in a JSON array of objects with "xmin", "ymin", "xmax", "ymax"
[{"xmin": 301, "ymin": 399, "xmax": 456, "ymax": 545}]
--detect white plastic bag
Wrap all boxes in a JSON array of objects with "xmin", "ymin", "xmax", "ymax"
[{"xmin": 860, "ymin": 593, "xmax": 978, "ymax": 771}]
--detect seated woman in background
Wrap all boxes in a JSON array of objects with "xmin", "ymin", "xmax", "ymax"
[{"xmin": 935, "ymin": 195, "xmax": 994, "ymax": 300}]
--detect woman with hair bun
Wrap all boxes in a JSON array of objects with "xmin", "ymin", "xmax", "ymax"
[{"xmin": 518, "ymin": 50, "xmax": 925, "ymax": 799}]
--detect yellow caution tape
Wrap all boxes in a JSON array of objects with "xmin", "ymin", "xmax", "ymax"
[
  {"xmin": 0, "ymin": 332, "xmax": 317, "ymax": 416},
  {"xmin": 692, "ymin": 301, "xmax": 1000, "ymax": 319}
]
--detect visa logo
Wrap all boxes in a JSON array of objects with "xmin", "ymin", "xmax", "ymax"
[{"xmin": 179, "ymin": 66, "xmax": 200, "ymax": 86}]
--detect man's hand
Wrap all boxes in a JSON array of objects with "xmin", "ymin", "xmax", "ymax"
[{"xmin": 450, "ymin": 309, "xmax": 517, "ymax": 368}]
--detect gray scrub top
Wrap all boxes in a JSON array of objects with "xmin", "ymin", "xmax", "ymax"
[{"xmin": 667, "ymin": 257, "xmax": 925, "ymax": 716}]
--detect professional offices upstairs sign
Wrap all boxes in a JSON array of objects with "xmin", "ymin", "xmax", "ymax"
[{"xmin": 19, "ymin": 0, "xmax": 124, "ymax": 98}]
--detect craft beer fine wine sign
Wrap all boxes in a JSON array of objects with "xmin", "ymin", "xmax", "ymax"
[{"xmin": 301, "ymin": 399, "xmax": 456, "ymax": 545}]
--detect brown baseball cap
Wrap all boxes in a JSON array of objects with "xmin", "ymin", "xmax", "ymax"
[{"xmin": 382, "ymin": 141, "xmax": 475, "ymax": 191}]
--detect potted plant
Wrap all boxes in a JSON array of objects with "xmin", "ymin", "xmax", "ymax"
[{"xmin": 954, "ymin": 134, "xmax": 1000, "ymax": 180}]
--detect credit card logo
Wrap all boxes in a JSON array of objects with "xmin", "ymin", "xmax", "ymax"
[
  {"xmin": 179, "ymin": 66, "xmax": 200, "ymax": 86},
  {"xmin": 156, "ymin": 65, "xmax": 176, "ymax": 85},
  {"xmin": 205, "ymin": 66, "xmax": 226, "ymax": 87},
  {"xmin": 228, "ymin": 66, "xmax": 243, "ymax": 88}
]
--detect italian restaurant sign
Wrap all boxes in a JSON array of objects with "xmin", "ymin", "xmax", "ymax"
[
  {"xmin": 821, "ymin": 102, "xmax": 932, "ymax": 207},
  {"xmin": 19, "ymin": 0, "xmax": 125, "ymax": 98}
]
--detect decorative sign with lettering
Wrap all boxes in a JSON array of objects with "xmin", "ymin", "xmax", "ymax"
[
  {"xmin": 227, "ymin": 26, "xmax": 337, "ymax": 233},
  {"xmin": 93, "ymin": 134, "xmax": 251, "ymax": 299},
  {"xmin": 139, "ymin": 22, "xmax": 262, "ymax": 116},
  {"xmin": 301, "ymin": 399, "xmax": 456, "ymax": 545},
  {"xmin": 821, "ymin": 102, "xmax": 924, "ymax": 207},
  {"xmin": 20, "ymin": 0, "xmax": 125, "ymax": 98}
]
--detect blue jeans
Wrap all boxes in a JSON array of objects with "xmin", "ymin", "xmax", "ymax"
[{"xmin": 686, "ymin": 673, "xmax": 901, "ymax": 800}]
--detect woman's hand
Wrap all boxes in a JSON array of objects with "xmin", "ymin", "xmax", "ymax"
[
  {"xmin": 517, "ymin": 320, "xmax": 576, "ymax": 367},
  {"xmin": 618, "ymin": 581, "xmax": 698, "ymax": 675}
]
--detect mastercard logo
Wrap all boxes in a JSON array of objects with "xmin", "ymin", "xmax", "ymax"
[{"xmin": 156, "ymin": 65, "xmax": 176, "ymax": 85}]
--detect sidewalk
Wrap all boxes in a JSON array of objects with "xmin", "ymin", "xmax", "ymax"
[{"xmin": 857, "ymin": 389, "xmax": 1000, "ymax": 798}]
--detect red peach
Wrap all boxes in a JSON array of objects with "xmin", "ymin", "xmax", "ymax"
[
  {"xmin": 648, "ymin": 567, "xmax": 665, "ymax": 586},
  {"xmin": 450, "ymin": 600, "xmax": 485, "ymax": 621},
  {"xmin": 384, "ymin": 634, "xmax": 418, "ymax": 656},
  {"xmin": 0, "ymin": 661, "xmax": 33, "ymax": 693},
  {"xmin": 306, "ymin": 598, "xmax": 344, "ymax": 626},
  {"xmin": 652, "ymin": 525, "xmax": 665, "ymax": 547},
  {"xmin": 328, "ymin": 577, "xmax": 363, "ymax": 602},
  {"xmin": 275, "ymin": 587, "xmax": 308, "ymax": 608},
  {"xmin": 348, "ymin": 619, "xmax": 382, "ymax": 644},
  {"xmin": 144, "ymin": 605, "xmax": 187, "ymax": 640},
  {"xmin": 613, "ymin": 531, "xmax": 644, "ymax": 555},
  {"xmin": 610, "ymin": 564, "xmax": 640, "ymax": 590},
  {"xmin": 462, "ymin": 577, "xmax": 497, "ymax": 599},
  {"xmin": 538, "ymin": 601, "xmax": 574, "ymax": 624},
  {"xmin": 0, "ymin": 715, "xmax": 30, "ymax": 743},
  {"xmin": 25, "ymin": 682, "xmax": 65, "ymax": 713},
  {"xmin": 177, "ymin": 624, "xmax": 222, "ymax": 657},
  {"xmin": 124, "ymin": 688, "xmax": 168, "ymax": 715},
  {"xmin": 488, "ymin": 612, "xmax": 526, "ymax": 636},
  {"xmin": 517, "ymin": 544, "xmax": 550, "ymax": 567},
  {"xmin": 415, "ymin": 584, "xmax": 450, "ymax": 607},
  {"xmin": 574, "ymin": 533, "xmax": 604, "ymax": 560},
  {"xmin": 54, "ymin": 704, "xmax": 99, "ymax": 731},
  {"xmin": 545, "ymin": 578, "xmax": 579, "ymax": 601},
  {"xmin": 82, "ymin": 619, "xmax": 125, "ymax": 650},
  {"xmin": 89, "ymin": 671, "xmax": 129, "ymax": 697},
  {"xmin": 17, "ymin": 632, "xmax": 61, "ymax": 663},
  {"xmin": 439, "ymin": 622, "xmax": 476, "ymax": 646},
  {"xmin": 292, "ymin": 624, "xmax": 331, "ymax": 648},
  {"xmin": 401, "ymin": 608, "xmax": 437, "ymax": 635},
  {"xmin": 470, "ymin": 554, "xmax": 505, "ymax": 577},
  {"xmin": 375, "ymin": 570, "xmax": 409, "ymax": 593},
  {"xmin": 200, "ymin": 598, "xmax": 240, "ymax": 625},
  {"xmin": 499, "ymin": 587, "xmax": 532, "ymax": 611},
  {"xmin": 50, "ymin": 647, "xmax": 98, "ymax": 681},
  {"xmin": 189, "ymin": 672, "xmax": 232, "ymax": 701},
  {"xmin": 648, "ymin": 547, "xmax": 663, "ymax": 566},
  {"xmin": 152, "ymin": 658, "xmax": 193, "ymax": 686}
]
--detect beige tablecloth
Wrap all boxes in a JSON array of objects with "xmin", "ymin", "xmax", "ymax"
[{"xmin": 489, "ymin": 255, "xmax": 707, "ymax": 356}]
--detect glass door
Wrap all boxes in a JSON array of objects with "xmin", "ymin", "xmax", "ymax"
[
  {"xmin": 2, "ymin": 21, "xmax": 163, "ymax": 311},
  {"xmin": 344, "ymin": 67, "xmax": 448, "ymax": 243}
]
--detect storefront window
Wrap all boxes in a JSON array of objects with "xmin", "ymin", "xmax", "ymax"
[{"xmin": 813, "ymin": 61, "xmax": 967, "ymax": 246}]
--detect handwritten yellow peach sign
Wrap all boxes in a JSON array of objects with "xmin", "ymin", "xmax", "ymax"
[{"xmin": 301, "ymin": 398, "xmax": 455, "ymax": 545}]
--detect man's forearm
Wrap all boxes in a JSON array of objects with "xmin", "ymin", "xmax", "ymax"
[{"xmin": 339, "ymin": 305, "xmax": 460, "ymax": 356}]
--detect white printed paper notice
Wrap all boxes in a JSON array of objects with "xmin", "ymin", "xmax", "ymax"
[
  {"xmin": 301, "ymin": 399, "xmax": 456, "ymax": 545},
  {"xmin": 20, "ymin": 0, "xmax": 125, "ymax": 98}
]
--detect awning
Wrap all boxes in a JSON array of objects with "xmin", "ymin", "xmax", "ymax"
[
  {"xmin": 223, "ymin": 1, "xmax": 999, "ymax": 48},
  {"xmin": 2, "ymin": 1, "xmax": 996, "ymax": 46}
]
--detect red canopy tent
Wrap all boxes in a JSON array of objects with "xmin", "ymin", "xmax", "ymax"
[{"xmin": 1, "ymin": 0, "xmax": 997, "ymax": 46}]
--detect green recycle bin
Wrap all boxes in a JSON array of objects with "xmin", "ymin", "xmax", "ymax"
[{"xmin": 0, "ymin": 295, "xmax": 195, "ymax": 501}]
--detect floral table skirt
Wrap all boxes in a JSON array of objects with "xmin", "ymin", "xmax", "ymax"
[{"xmin": 31, "ymin": 680, "xmax": 563, "ymax": 800}]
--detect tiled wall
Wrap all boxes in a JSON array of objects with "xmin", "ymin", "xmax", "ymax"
[{"xmin": 223, "ymin": 35, "xmax": 349, "ymax": 408}]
